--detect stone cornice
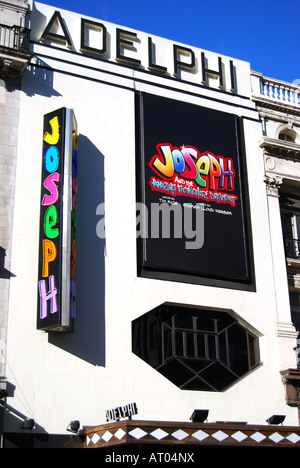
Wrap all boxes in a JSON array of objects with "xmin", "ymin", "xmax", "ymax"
[
  {"xmin": 252, "ymin": 95, "xmax": 300, "ymax": 118},
  {"xmin": 0, "ymin": 1, "xmax": 29, "ymax": 15},
  {"xmin": 260, "ymin": 137, "xmax": 300, "ymax": 160}
]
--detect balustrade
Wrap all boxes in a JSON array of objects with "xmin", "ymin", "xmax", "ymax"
[
  {"xmin": 0, "ymin": 24, "xmax": 30, "ymax": 53},
  {"xmin": 263, "ymin": 79, "xmax": 300, "ymax": 106},
  {"xmin": 251, "ymin": 71, "xmax": 300, "ymax": 107}
]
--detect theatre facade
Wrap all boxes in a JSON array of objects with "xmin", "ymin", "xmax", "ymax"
[{"xmin": 1, "ymin": 0, "xmax": 300, "ymax": 449}]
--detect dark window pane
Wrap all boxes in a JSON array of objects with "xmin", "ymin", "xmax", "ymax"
[
  {"xmin": 175, "ymin": 331, "xmax": 184, "ymax": 356},
  {"xmin": 279, "ymin": 132, "xmax": 294, "ymax": 142},
  {"xmin": 290, "ymin": 292, "xmax": 300, "ymax": 310},
  {"xmin": 196, "ymin": 315, "xmax": 215, "ymax": 332},
  {"xmin": 208, "ymin": 335, "xmax": 216, "ymax": 359},
  {"xmin": 197, "ymin": 334, "xmax": 206, "ymax": 358},
  {"xmin": 228, "ymin": 324, "xmax": 248, "ymax": 375},
  {"xmin": 292, "ymin": 311, "xmax": 300, "ymax": 332},
  {"xmin": 281, "ymin": 212, "xmax": 293, "ymax": 240},
  {"xmin": 175, "ymin": 315, "xmax": 193, "ymax": 329},
  {"xmin": 164, "ymin": 327, "xmax": 173, "ymax": 360},
  {"xmin": 248, "ymin": 334, "xmax": 258, "ymax": 369},
  {"xmin": 219, "ymin": 332, "xmax": 228, "ymax": 365},
  {"xmin": 186, "ymin": 333, "xmax": 195, "ymax": 357}
]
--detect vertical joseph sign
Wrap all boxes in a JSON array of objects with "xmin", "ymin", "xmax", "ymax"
[{"xmin": 37, "ymin": 108, "xmax": 78, "ymax": 332}]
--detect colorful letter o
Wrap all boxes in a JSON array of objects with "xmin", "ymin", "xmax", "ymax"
[
  {"xmin": 44, "ymin": 146, "xmax": 60, "ymax": 173},
  {"xmin": 172, "ymin": 149, "xmax": 185, "ymax": 174}
]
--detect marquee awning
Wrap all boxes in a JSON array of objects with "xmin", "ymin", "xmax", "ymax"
[{"xmin": 83, "ymin": 419, "xmax": 300, "ymax": 449}]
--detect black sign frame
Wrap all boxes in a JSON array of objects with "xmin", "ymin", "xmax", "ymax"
[{"xmin": 136, "ymin": 92, "xmax": 255, "ymax": 290}]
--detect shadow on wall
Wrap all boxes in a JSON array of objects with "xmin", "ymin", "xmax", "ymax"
[
  {"xmin": 48, "ymin": 135, "xmax": 106, "ymax": 366},
  {"xmin": 0, "ymin": 247, "xmax": 15, "ymax": 279},
  {"xmin": 2, "ymin": 401, "xmax": 82, "ymax": 447},
  {"xmin": 23, "ymin": 57, "xmax": 62, "ymax": 98}
]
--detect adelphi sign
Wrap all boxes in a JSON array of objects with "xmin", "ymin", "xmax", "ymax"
[{"xmin": 36, "ymin": 7, "xmax": 241, "ymax": 93}]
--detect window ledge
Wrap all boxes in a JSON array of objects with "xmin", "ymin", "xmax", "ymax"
[
  {"xmin": 0, "ymin": 51, "xmax": 33, "ymax": 78},
  {"xmin": 287, "ymin": 258, "xmax": 300, "ymax": 269},
  {"xmin": 259, "ymin": 137, "xmax": 300, "ymax": 159}
]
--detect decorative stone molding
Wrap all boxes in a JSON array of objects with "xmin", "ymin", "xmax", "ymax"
[
  {"xmin": 288, "ymin": 272, "xmax": 300, "ymax": 288},
  {"xmin": 275, "ymin": 322, "xmax": 298, "ymax": 340},
  {"xmin": 0, "ymin": 1, "xmax": 30, "ymax": 16},
  {"xmin": 258, "ymin": 107, "xmax": 300, "ymax": 126},
  {"xmin": 260, "ymin": 137, "xmax": 300, "ymax": 160},
  {"xmin": 281, "ymin": 369, "xmax": 300, "ymax": 407},
  {"xmin": 0, "ymin": 53, "xmax": 29, "ymax": 78},
  {"xmin": 264, "ymin": 175, "xmax": 283, "ymax": 197}
]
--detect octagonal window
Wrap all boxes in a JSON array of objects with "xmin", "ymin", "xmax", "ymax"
[{"xmin": 132, "ymin": 304, "xmax": 260, "ymax": 391}]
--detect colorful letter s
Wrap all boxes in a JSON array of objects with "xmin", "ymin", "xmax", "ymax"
[{"xmin": 42, "ymin": 172, "xmax": 60, "ymax": 206}]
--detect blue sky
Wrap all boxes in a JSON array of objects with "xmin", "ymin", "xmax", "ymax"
[{"xmin": 37, "ymin": 0, "xmax": 299, "ymax": 85}]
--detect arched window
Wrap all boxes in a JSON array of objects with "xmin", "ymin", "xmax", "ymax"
[
  {"xmin": 279, "ymin": 131, "xmax": 295, "ymax": 142},
  {"xmin": 277, "ymin": 127, "xmax": 298, "ymax": 143}
]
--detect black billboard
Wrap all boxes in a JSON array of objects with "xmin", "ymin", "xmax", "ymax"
[{"xmin": 136, "ymin": 93, "xmax": 253, "ymax": 288}]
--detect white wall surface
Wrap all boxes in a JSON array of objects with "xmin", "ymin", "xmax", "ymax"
[{"xmin": 3, "ymin": 2, "xmax": 299, "ymax": 435}]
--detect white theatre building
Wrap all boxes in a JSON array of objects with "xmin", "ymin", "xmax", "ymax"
[{"xmin": 1, "ymin": 0, "xmax": 300, "ymax": 449}]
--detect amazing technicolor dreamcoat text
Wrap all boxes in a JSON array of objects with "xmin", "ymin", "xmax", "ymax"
[{"xmin": 149, "ymin": 143, "xmax": 237, "ymax": 207}]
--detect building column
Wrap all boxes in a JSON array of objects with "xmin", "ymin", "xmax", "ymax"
[
  {"xmin": 265, "ymin": 175, "xmax": 298, "ymax": 367},
  {"xmin": 265, "ymin": 176, "xmax": 300, "ymax": 418}
]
